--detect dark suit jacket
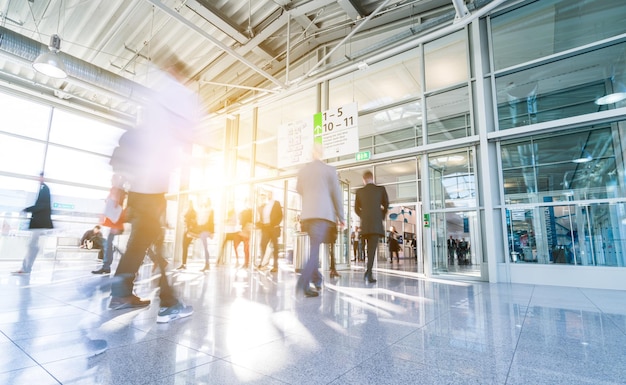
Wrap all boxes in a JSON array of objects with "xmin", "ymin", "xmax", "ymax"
[
  {"xmin": 258, "ymin": 200, "xmax": 283, "ymax": 237},
  {"xmin": 354, "ymin": 183, "xmax": 389, "ymax": 236},
  {"xmin": 267, "ymin": 201, "xmax": 283, "ymax": 227},
  {"xmin": 24, "ymin": 183, "xmax": 53, "ymax": 229}
]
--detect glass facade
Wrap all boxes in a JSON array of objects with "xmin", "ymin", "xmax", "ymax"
[
  {"xmin": 492, "ymin": 0, "xmax": 626, "ymax": 272},
  {"xmin": 2, "ymin": 0, "xmax": 626, "ymax": 288},
  {"xmin": 502, "ymin": 125, "xmax": 626, "ymax": 266}
]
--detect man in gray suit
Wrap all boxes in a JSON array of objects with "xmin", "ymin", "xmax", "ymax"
[
  {"xmin": 354, "ymin": 170, "xmax": 389, "ymax": 283},
  {"xmin": 296, "ymin": 144, "xmax": 345, "ymax": 297}
]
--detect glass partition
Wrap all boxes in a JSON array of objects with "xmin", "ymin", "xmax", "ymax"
[
  {"xmin": 502, "ymin": 123, "xmax": 626, "ymax": 265},
  {"xmin": 429, "ymin": 149, "xmax": 476, "ymax": 210},
  {"xmin": 424, "ymin": 30, "xmax": 468, "ymax": 92},
  {"xmin": 0, "ymin": 93, "xmax": 51, "ymax": 140},
  {"xmin": 495, "ymin": 42, "xmax": 626, "ymax": 130},
  {"xmin": 329, "ymin": 48, "xmax": 422, "ymax": 110},
  {"xmin": 426, "ymin": 87, "xmax": 471, "ymax": 143},
  {"xmin": 491, "ymin": 0, "xmax": 626, "ymax": 71},
  {"xmin": 506, "ymin": 202, "xmax": 626, "ymax": 266},
  {"xmin": 501, "ymin": 126, "xmax": 622, "ymax": 203}
]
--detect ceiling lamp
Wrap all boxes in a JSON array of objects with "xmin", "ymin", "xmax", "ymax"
[
  {"xmin": 33, "ymin": 34, "xmax": 67, "ymax": 79},
  {"xmin": 572, "ymin": 149, "xmax": 592, "ymax": 164},
  {"xmin": 595, "ymin": 91, "xmax": 626, "ymax": 105}
]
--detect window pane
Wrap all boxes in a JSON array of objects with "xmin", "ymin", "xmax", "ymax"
[
  {"xmin": 329, "ymin": 48, "xmax": 422, "ymax": 109},
  {"xmin": 44, "ymin": 145, "xmax": 113, "ymax": 188},
  {"xmin": 424, "ymin": 30, "xmax": 468, "ymax": 91},
  {"xmin": 501, "ymin": 126, "xmax": 621, "ymax": 202},
  {"xmin": 506, "ymin": 202, "xmax": 626, "ymax": 267},
  {"xmin": 0, "ymin": 134, "xmax": 46, "ymax": 175},
  {"xmin": 49, "ymin": 109, "xmax": 125, "ymax": 155},
  {"xmin": 374, "ymin": 160, "xmax": 418, "ymax": 205},
  {"xmin": 0, "ymin": 93, "xmax": 51, "ymax": 140},
  {"xmin": 426, "ymin": 87, "xmax": 470, "ymax": 144},
  {"xmin": 496, "ymin": 43, "xmax": 626, "ymax": 130},
  {"xmin": 429, "ymin": 149, "xmax": 475, "ymax": 209},
  {"xmin": 491, "ymin": 0, "xmax": 626, "ymax": 71}
]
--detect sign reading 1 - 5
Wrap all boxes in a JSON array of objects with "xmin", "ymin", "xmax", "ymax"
[{"xmin": 313, "ymin": 102, "xmax": 359, "ymax": 159}]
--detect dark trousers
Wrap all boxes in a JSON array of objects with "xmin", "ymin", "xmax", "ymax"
[
  {"xmin": 362, "ymin": 234, "xmax": 379, "ymax": 278},
  {"xmin": 181, "ymin": 232, "xmax": 194, "ymax": 265},
  {"xmin": 328, "ymin": 243, "xmax": 337, "ymax": 270},
  {"xmin": 260, "ymin": 225, "xmax": 279, "ymax": 268},
  {"xmin": 112, "ymin": 193, "xmax": 177, "ymax": 307},
  {"xmin": 297, "ymin": 219, "xmax": 334, "ymax": 290}
]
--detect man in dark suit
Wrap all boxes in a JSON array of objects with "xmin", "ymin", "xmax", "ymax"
[
  {"xmin": 258, "ymin": 190, "xmax": 283, "ymax": 272},
  {"xmin": 13, "ymin": 172, "xmax": 53, "ymax": 275},
  {"xmin": 296, "ymin": 143, "xmax": 345, "ymax": 297},
  {"xmin": 354, "ymin": 170, "xmax": 389, "ymax": 283}
]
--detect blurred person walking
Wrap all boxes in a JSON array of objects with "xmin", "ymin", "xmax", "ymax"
[
  {"xmin": 176, "ymin": 200, "xmax": 197, "ymax": 270},
  {"xmin": 257, "ymin": 190, "xmax": 283, "ymax": 272},
  {"xmin": 108, "ymin": 58, "xmax": 198, "ymax": 323},
  {"xmin": 296, "ymin": 144, "xmax": 345, "ymax": 297},
  {"xmin": 93, "ymin": 177, "xmax": 126, "ymax": 274},
  {"xmin": 12, "ymin": 172, "xmax": 53, "ymax": 275}
]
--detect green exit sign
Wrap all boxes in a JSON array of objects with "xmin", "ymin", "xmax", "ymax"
[{"xmin": 355, "ymin": 151, "xmax": 371, "ymax": 161}]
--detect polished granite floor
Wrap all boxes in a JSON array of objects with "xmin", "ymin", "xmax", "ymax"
[{"xmin": 1, "ymin": 255, "xmax": 626, "ymax": 385}]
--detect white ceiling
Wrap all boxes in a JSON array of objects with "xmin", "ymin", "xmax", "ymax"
[{"xmin": 0, "ymin": 0, "xmax": 473, "ymax": 121}]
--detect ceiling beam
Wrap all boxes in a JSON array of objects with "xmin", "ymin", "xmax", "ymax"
[
  {"xmin": 299, "ymin": 0, "xmax": 391, "ymax": 83},
  {"xmin": 144, "ymin": 0, "xmax": 285, "ymax": 89},
  {"xmin": 336, "ymin": 0, "xmax": 361, "ymax": 20},
  {"xmin": 185, "ymin": 0, "xmax": 249, "ymax": 44}
]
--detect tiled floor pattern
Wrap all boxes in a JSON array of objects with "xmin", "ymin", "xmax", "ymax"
[{"xmin": 1, "ymin": 256, "xmax": 625, "ymax": 385}]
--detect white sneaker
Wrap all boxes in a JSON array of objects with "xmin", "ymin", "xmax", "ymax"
[{"xmin": 156, "ymin": 302, "xmax": 193, "ymax": 323}]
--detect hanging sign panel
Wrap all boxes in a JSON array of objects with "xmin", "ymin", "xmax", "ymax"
[
  {"xmin": 277, "ymin": 120, "xmax": 313, "ymax": 168},
  {"xmin": 313, "ymin": 102, "xmax": 359, "ymax": 159}
]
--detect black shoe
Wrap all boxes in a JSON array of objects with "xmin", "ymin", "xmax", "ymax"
[
  {"xmin": 91, "ymin": 268, "xmax": 110, "ymax": 274},
  {"xmin": 364, "ymin": 273, "xmax": 377, "ymax": 284},
  {"xmin": 303, "ymin": 289, "xmax": 319, "ymax": 297},
  {"xmin": 109, "ymin": 295, "xmax": 150, "ymax": 310}
]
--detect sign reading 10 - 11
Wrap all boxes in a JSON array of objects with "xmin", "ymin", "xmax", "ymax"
[{"xmin": 314, "ymin": 102, "xmax": 359, "ymax": 159}]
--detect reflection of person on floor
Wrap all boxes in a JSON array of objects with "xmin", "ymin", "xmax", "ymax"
[
  {"xmin": 12, "ymin": 172, "xmax": 54, "ymax": 275},
  {"xmin": 177, "ymin": 201, "xmax": 197, "ymax": 270}
]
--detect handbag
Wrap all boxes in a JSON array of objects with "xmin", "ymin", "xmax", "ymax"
[{"xmin": 104, "ymin": 198, "xmax": 123, "ymax": 223}]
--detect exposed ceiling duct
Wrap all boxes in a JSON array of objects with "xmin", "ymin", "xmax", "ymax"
[{"xmin": 0, "ymin": 26, "xmax": 149, "ymax": 102}]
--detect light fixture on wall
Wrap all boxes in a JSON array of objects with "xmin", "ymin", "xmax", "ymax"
[{"xmin": 33, "ymin": 33, "xmax": 67, "ymax": 78}]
